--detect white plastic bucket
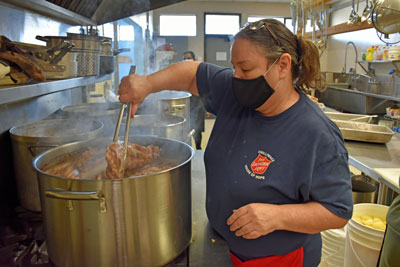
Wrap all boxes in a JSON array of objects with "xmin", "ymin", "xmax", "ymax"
[
  {"xmin": 321, "ymin": 227, "xmax": 346, "ymax": 266},
  {"xmin": 344, "ymin": 203, "xmax": 389, "ymax": 267}
]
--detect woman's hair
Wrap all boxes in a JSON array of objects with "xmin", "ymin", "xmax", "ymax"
[
  {"xmin": 183, "ymin": 50, "xmax": 196, "ymax": 60},
  {"xmin": 234, "ymin": 19, "xmax": 325, "ymax": 92}
]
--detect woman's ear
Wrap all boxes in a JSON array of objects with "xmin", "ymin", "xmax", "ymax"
[{"xmin": 277, "ymin": 53, "xmax": 292, "ymax": 78}]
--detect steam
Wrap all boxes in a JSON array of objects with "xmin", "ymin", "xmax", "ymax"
[
  {"xmin": 10, "ymin": 118, "xmax": 102, "ymax": 138},
  {"xmin": 54, "ymin": 93, "xmax": 192, "ymax": 144}
]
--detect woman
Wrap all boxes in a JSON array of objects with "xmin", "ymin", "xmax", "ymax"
[{"xmin": 119, "ymin": 19, "xmax": 353, "ymax": 267}]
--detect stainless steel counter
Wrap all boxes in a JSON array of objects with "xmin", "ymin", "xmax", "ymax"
[
  {"xmin": 324, "ymin": 107, "xmax": 399, "ymax": 201},
  {"xmin": 190, "ymin": 150, "xmax": 232, "ymax": 267},
  {"xmin": 346, "ymin": 134, "xmax": 400, "ymax": 203}
]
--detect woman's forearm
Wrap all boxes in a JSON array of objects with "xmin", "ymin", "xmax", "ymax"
[
  {"xmin": 228, "ymin": 201, "xmax": 349, "ymax": 239},
  {"xmin": 147, "ymin": 61, "xmax": 201, "ymax": 95},
  {"xmin": 277, "ymin": 202, "xmax": 349, "ymax": 234}
]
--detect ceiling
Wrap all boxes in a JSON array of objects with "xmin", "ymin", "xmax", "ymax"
[{"xmin": 1, "ymin": 0, "xmax": 293, "ymax": 26}]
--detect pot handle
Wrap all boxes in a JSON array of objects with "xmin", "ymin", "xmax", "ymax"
[
  {"xmin": 165, "ymin": 104, "xmax": 186, "ymax": 115},
  {"xmin": 47, "ymin": 41, "xmax": 75, "ymax": 64},
  {"xmin": 45, "ymin": 188, "xmax": 107, "ymax": 213},
  {"xmin": 36, "ymin": 35, "xmax": 50, "ymax": 43},
  {"xmin": 187, "ymin": 129, "xmax": 195, "ymax": 144},
  {"xmin": 113, "ymin": 48, "xmax": 130, "ymax": 56}
]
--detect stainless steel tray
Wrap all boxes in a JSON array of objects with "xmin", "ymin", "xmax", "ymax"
[
  {"xmin": 325, "ymin": 112, "xmax": 373, "ymax": 123},
  {"xmin": 333, "ymin": 120, "xmax": 394, "ymax": 144}
]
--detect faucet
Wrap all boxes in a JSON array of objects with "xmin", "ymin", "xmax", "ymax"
[{"xmin": 342, "ymin": 41, "xmax": 358, "ymax": 74}]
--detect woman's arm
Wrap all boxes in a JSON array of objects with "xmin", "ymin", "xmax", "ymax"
[
  {"xmin": 227, "ymin": 202, "xmax": 348, "ymax": 239},
  {"xmin": 119, "ymin": 61, "xmax": 201, "ymax": 104}
]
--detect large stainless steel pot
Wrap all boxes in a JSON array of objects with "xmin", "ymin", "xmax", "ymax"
[
  {"xmin": 138, "ymin": 91, "xmax": 192, "ymax": 144},
  {"xmin": 99, "ymin": 39, "xmax": 130, "ymax": 75},
  {"xmin": 126, "ymin": 114, "xmax": 188, "ymax": 143},
  {"xmin": 61, "ymin": 102, "xmax": 123, "ymax": 137},
  {"xmin": 67, "ymin": 33, "xmax": 102, "ymax": 76},
  {"xmin": 9, "ymin": 119, "xmax": 103, "ymax": 211},
  {"xmin": 37, "ymin": 33, "xmax": 104, "ymax": 77},
  {"xmin": 33, "ymin": 136, "xmax": 194, "ymax": 267}
]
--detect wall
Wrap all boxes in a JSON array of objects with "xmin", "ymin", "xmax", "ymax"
[
  {"xmin": 321, "ymin": 2, "xmax": 400, "ymax": 99},
  {"xmin": 151, "ymin": 1, "xmax": 291, "ymax": 61},
  {"xmin": 322, "ymin": 2, "xmax": 384, "ymax": 74}
]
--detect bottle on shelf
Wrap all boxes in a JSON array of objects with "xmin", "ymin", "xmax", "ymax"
[
  {"xmin": 376, "ymin": 46, "xmax": 383, "ymax": 61},
  {"xmin": 384, "ymin": 46, "xmax": 390, "ymax": 61},
  {"xmin": 372, "ymin": 45, "xmax": 377, "ymax": 60},
  {"xmin": 366, "ymin": 46, "xmax": 374, "ymax": 61}
]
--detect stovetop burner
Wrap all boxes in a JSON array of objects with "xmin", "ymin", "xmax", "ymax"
[{"xmin": 0, "ymin": 207, "xmax": 189, "ymax": 266}]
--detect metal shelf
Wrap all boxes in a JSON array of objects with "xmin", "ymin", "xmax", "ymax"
[
  {"xmin": 359, "ymin": 60, "xmax": 400, "ymax": 75},
  {"xmin": 384, "ymin": 115, "xmax": 400, "ymax": 121},
  {"xmin": 0, "ymin": 74, "xmax": 111, "ymax": 105},
  {"xmin": 359, "ymin": 60, "xmax": 400, "ymax": 63}
]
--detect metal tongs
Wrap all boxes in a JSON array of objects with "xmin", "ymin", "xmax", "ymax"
[{"xmin": 113, "ymin": 65, "xmax": 136, "ymax": 177}]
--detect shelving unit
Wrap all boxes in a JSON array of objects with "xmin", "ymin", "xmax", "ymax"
[
  {"xmin": 359, "ymin": 60, "xmax": 400, "ymax": 75},
  {"xmin": 0, "ymin": 74, "xmax": 111, "ymax": 105}
]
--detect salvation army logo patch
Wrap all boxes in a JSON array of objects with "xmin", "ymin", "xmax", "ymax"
[{"xmin": 244, "ymin": 150, "xmax": 275, "ymax": 180}]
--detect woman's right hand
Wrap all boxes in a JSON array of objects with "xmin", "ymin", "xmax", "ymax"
[
  {"xmin": 118, "ymin": 74, "xmax": 153, "ymax": 116},
  {"xmin": 119, "ymin": 74, "xmax": 152, "ymax": 104}
]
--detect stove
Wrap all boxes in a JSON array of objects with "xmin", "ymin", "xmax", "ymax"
[{"xmin": 0, "ymin": 207, "xmax": 189, "ymax": 267}]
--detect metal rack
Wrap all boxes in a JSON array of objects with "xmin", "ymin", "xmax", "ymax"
[{"xmin": 0, "ymin": 75, "xmax": 111, "ymax": 105}]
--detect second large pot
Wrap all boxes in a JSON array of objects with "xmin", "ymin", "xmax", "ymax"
[
  {"xmin": 33, "ymin": 136, "xmax": 194, "ymax": 267},
  {"xmin": 10, "ymin": 119, "xmax": 103, "ymax": 211}
]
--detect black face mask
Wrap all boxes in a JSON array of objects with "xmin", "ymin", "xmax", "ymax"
[
  {"xmin": 232, "ymin": 58, "xmax": 280, "ymax": 109},
  {"xmin": 232, "ymin": 75, "xmax": 275, "ymax": 109}
]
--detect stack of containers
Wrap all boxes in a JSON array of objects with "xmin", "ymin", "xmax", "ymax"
[{"xmin": 320, "ymin": 227, "xmax": 346, "ymax": 266}]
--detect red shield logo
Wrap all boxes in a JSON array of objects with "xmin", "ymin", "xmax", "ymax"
[{"xmin": 250, "ymin": 154, "xmax": 272, "ymax": 174}]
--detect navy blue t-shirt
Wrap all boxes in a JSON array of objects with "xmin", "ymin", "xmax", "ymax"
[{"xmin": 196, "ymin": 62, "xmax": 353, "ymax": 267}]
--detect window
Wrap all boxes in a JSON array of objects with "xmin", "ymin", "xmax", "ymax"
[
  {"xmin": 205, "ymin": 14, "xmax": 240, "ymax": 35},
  {"xmin": 159, "ymin": 15, "xmax": 196, "ymax": 36},
  {"xmin": 119, "ymin": 25, "xmax": 134, "ymax": 41}
]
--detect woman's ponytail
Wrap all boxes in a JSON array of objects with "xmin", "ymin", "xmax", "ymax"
[{"xmin": 295, "ymin": 36, "xmax": 326, "ymax": 92}]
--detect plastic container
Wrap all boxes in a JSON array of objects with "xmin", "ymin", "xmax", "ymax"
[
  {"xmin": 321, "ymin": 227, "xmax": 346, "ymax": 266},
  {"xmin": 376, "ymin": 46, "xmax": 383, "ymax": 60},
  {"xmin": 388, "ymin": 46, "xmax": 400, "ymax": 60},
  {"xmin": 344, "ymin": 203, "xmax": 389, "ymax": 267},
  {"xmin": 366, "ymin": 46, "xmax": 374, "ymax": 61},
  {"xmin": 383, "ymin": 46, "xmax": 390, "ymax": 60}
]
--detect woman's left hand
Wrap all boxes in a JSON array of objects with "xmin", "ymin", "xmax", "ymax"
[{"xmin": 227, "ymin": 203, "xmax": 281, "ymax": 239}]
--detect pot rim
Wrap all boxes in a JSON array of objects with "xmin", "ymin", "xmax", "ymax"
[
  {"xmin": 32, "ymin": 135, "xmax": 195, "ymax": 181},
  {"xmin": 147, "ymin": 90, "xmax": 192, "ymax": 101},
  {"xmin": 9, "ymin": 119, "xmax": 104, "ymax": 143}
]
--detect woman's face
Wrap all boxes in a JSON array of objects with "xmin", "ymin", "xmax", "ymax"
[{"xmin": 231, "ymin": 38, "xmax": 270, "ymax": 80}]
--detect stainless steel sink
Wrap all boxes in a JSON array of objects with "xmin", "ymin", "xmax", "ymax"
[{"xmin": 317, "ymin": 72, "xmax": 390, "ymax": 114}]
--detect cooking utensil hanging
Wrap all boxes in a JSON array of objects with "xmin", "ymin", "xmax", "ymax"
[
  {"xmin": 348, "ymin": 0, "xmax": 361, "ymax": 25},
  {"xmin": 361, "ymin": 0, "xmax": 373, "ymax": 23}
]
